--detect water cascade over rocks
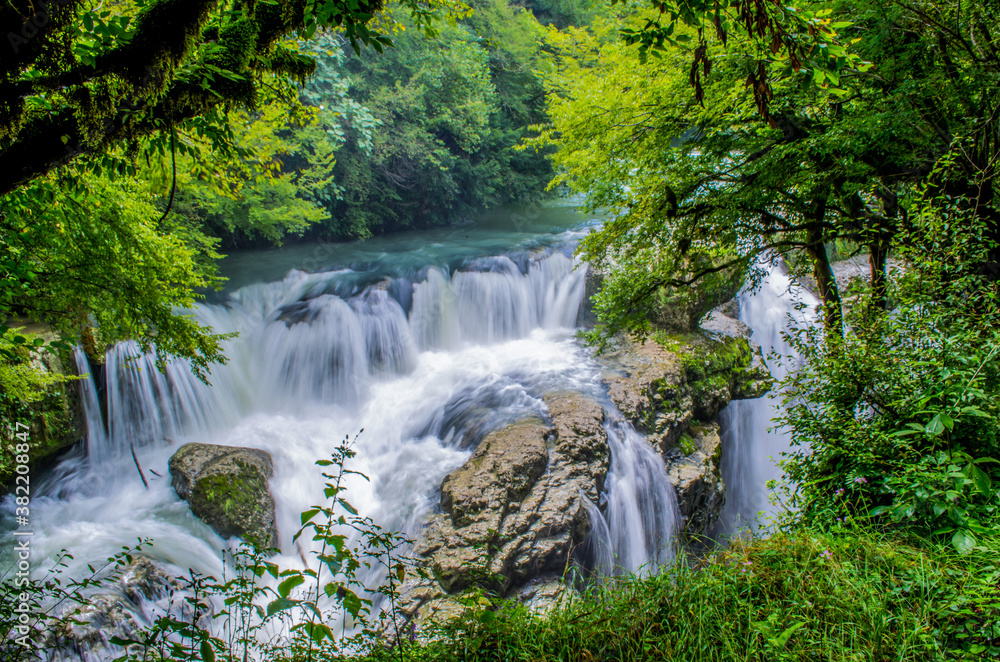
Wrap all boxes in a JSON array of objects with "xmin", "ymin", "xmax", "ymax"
[
  {"xmin": 9, "ymin": 210, "xmax": 776, "ymax": 655},
  {"xmin": 715, "ymin": 264, "xmax": 819, "ymax": 536}
]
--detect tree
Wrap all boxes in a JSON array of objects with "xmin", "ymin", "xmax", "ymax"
[
  {"xmin": 0, "ymin": 0, "xmax": 465, "ymax": 379},
  {"xmin": 0, "ymin": 0, "xmax": 461, "ymax": 197},
  {"xmin": 537, "ymin": 9, "xmax": 878, "ymax": 336},
  {"xmin": 539, "ymin": 0, "xmax": 1000, "ymax": 338}
]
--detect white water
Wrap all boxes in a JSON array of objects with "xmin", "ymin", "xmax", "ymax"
[
  {"xmin": 585, "ymin": 418, "xmax": 680, "ymax": 575},
  {"xmin": 6, "ymin": 216, "xmax": 682, "ymax": 654},
  {"xmin": 715, "ymin": 263, "xmax": 819, "ymax": 536}
]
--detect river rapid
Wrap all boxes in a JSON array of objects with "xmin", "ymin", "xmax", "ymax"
[{"xmin": 2, "ymin": 200, "xmax": 814, "ymax": 657}]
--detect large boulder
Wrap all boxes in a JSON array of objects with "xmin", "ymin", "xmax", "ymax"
[
  {"xmin": 600, "ymin": 332, "xmax": 770, "ymax": 456},
  {"xmin": 440, "ymin": 420, "xmax": 550, "ymax": 529},
  {"xmin": 169, "ymin": 443, "xmax": 278, "ymax": 549},
  {"xmin": 597, "ymin": 332, "xmax": 770, "ymax": 536},
  {"xmin": 664, "ymin": 423, "xmax": 725, "ymax": 541},
  {"xmin": 402, "ymin": 392, "xmax": 610, "ymax": 623}
]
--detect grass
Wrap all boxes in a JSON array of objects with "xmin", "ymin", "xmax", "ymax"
[{"xmin": 361, "ymin": 528, "xmax": 1000, "ymax": 662}]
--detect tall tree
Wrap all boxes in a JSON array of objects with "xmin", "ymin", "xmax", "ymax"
[{"xmin": 0, "ymin": 0, "xmax": 459, "ymax": 196}]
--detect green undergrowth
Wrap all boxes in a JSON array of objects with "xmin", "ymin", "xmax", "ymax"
[{"xmin": 359, "ymin": 528, "xmax": 999, "ymax": 662}]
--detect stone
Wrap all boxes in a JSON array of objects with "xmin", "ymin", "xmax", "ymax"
[
  {"xmin": 440, "ymin": 420, "xmax": 550, "ymax": 528},
  {"xmin": 576, "ymin": 264, "xmax": 604, "ymax": 329},
  {"xmin": 664, "ymin": 423, "xmax": 725, "ymax": 539},
  {"xmin": 650, "ymin": 263, "xmax": 744, "ymax": 332},
  {"xmin": 594, "ymin": 332, "xmax": 771, "ymax": 539},
  {"xmin": 517, "ymin": 578, "xmax": 572, "ymax": 614},
  {"xmin": 169, "ymin": 443, "xmax": 278, "ymax": 549},
  {"xmin": 700, "ymin": 309, "xmax": 751, "ymax": 340},
  {"xmin": 45, "ymin": 556, "xmax": 185, "ymax": 659},
  {"xmin": 120, "ymin": 556, "xmax": 178, "ymax": 604},
  {"xmin": 402, "ymin": 392, "xmax": 610, "ymax": 625},
  {"xmin": 598, "ymin": 332, "xmax": 770, "ymax": 456},
  {"xmin": 0, "ymin": 323, "xmax": 85, "ymax": 493}
]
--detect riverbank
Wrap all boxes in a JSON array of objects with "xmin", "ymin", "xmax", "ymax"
[{"xmin": 366, "ymin": 528, "xmax": 1000, "ymax": 662}]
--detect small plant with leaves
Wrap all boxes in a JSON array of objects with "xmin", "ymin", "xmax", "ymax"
[{"xmin": 1, "ymin": 540, "xmax": 151, "ymax": 662}]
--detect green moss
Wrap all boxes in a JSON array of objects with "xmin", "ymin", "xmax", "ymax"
[
  {"xmin": 710, "ymin": 439, "xmax": 722, "ymax": 466},
  {"xmin": 677, "ymin": 434, "xmax": 696, "ymax": 456},
  {"xmin": 190, "ymin": 460, "xmax": 273, "ymax": 546},
  {"xmin": 0, "ymin": 342, "xmax": 83, "ymax": 492}
]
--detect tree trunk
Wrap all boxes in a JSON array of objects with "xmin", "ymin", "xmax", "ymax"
[
  {"xmin": 804, "ymin": 200, "xmax": 843, "ymax": 336},
  {"xmin": 868, "ymin": 238, "xmax": 889, "ymax": 311}
]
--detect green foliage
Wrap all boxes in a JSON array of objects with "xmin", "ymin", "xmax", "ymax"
[
  {"xmin": 0, "ymin": 329, "xmax": 82, "ymax": 487},
  {"xmin": 162, "ymin": 1, "xmax": 558, "ymax": 244},
  {"xmin": 309, "ymin": 0, "xmax": 555, "ymax": 238},
  {"xmin": 99, "ymin": 432, "xmax": 423, "ymax": 662},
  {"xmin": 538, "ymin": 0, "xmax": 1000, "ymax": 340},
  {"xmin": 387, "ymin": 530, "xmax": 999, "ymax": 661},
  {"xmin": 5, "ymin": 433, "xmax": 998, "ymax": 661},
  {"xmin": 0, "ymin": 541, "xmax": 152, "ymax": 662},
  {"xmin": 0, "ymin": 0, "xmax": 467, "ymax": 195},
  {"xmin": 2, "ymin": 171, "xmax": 232, "ymax": 377},
  {"xmin": 780, "ymin": 159, "xmax": 1000, "ymax": 553}
]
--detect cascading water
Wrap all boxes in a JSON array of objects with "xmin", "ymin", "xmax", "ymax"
[
  {"xmin": 715, "ymin": 263, "xmax": 819, "ymax": 536},
  {"xmin": 585, "ymin": 417, "xmax": 680, "ymax": 576},
  {"xmin": 7, "ymin": 205, "xmax": 681, "ymax": 657},
  {"xmin": 73, "ymin": 349, "xmax": 108, "ymax": 465}
]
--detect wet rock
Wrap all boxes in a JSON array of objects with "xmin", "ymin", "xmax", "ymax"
[
  {"xmin": 651, "ymin": 266, "xmax": 744, "ymax": 332},
  {"xmin": 713, "ymin": 298, "xmax": 741, "ymax": 320},
  {"xmin": 596, "ymin": 332, "xmax": 770, "ymax": 538},
  {"xmin": 49, "ymin": 594, "xmax": 143, "ymax": 659},
  {"xmin": 403, "ymin": 393, "xmax": 609, "ymax": 623},
  {"xmin": 517, "ymin": 578, "xmax": 571, "ymax": 613},
  {"xmin": 44, "ymin": 557, "xmax": 184, "ymax": 661},
  {"xmin": 0, "ymin": 325, "xmax": 85, "ymax": 493},
  {"xmin": 120, "ymin": 556, "xmax": 178, "ymax": 604},
  {"xmin": 169, "ymin": 443, "xmax": 278, "ymax": 549},
  {"xmin": 598, "ymin": 332, "xmax": 770, "ymax": 456},
  {"xmin": 664, "ymin": 423, "xmax": 725, "ymax": 540},
  {"xmin": 700, "ymin": 309, "xmax": 751, "ymax": 340},
  {"xmin": 576, "ymin": 265, "xmax": 604, "ymax": 329},
  {"xmin": 498, "ymin": 393, "xmax": 608, "ymax": 586},
  {"xmin": 440, "ymin": 419, "xmax": 550, "ymax": 528}
]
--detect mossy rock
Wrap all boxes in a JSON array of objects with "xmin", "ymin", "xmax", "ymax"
[
  {"xmin": 169, "ymin": 443, "xmax": 278, "ymax": 550},
  {"xmin": 1, "ymin": 337, "xmax": 85, "ymax": 493}
]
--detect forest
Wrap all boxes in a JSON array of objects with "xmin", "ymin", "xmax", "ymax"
[{"xmin": 1, "ymin": 0, "xmax": 999, "ymax": 660}]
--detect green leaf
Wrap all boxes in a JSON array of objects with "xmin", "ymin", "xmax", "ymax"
[
  {"xmin": 338, "ymin": 498, "xmax": 359, "ymax": 515},
  {"xmin": 772, "ymin": 621, "xmax": 807, "ymax": 647},
  {"xmin": 925, "ymin": 414, "xmax": 945, "ymax": 436},
  {"xmin": 342, "ymin": 589, "xmax": 364, "ymax": 618},
  {"xmin": 266, "ymin": 596, "xmax": 300, "ymax": 617},
  {"xmin": 277, "ymin": 574, "xmax": 305, "ymax": 598},
  {"xmin": 939, "ymin": 412, "xmax": 954, "ymax": 430},
  {"xmin": 300, "ymin": 508, "xmax": 321, "ymax": 525},
  {"xmin": 970, "ymin": 465, "xmax": 992, "ymax": 495},
  {"xmin": 199, "ymin": 639, "xmax": 215, "ymax": 662},
  {"xmin": 952, "ymin": 529, "xmax": 975, "ymax": 554}
]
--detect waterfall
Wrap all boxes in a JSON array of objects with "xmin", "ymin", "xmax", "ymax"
[
  {"xmin": 715, "ymin": 263, "xmax": 819, "ymax": 536},
  {"xmin": 585, "ymin": 417, "xmax": 680, "ymax": 576},
  {"xmin": 30, "ymin": 245, "xmax": 680, "ymax": 574},
  {"xmin": 17, "ymin": 224, "xmax": 687, "ymax": 658},
  {"xmin": 73, "ymin": 348, "xmax": 109, "ymax": 465}
]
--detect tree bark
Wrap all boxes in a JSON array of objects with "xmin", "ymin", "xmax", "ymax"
[
  {"xmin": 804, "ymin": 199, "xmax": 843, "ymax": 336},
  {"xmin": 868, "ymin": 236, "xmax": 890, "ymax": 311}
]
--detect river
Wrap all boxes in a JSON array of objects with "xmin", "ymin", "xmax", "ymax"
[{"xmin": 4, "ymin": 200, "xmax": 813, "ymax": 658}]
